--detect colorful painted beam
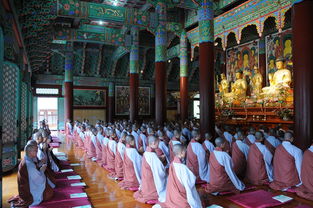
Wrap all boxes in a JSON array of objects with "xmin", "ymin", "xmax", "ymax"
[
  {"xmin": 186, "ymin": 0, "xmax": 295, "ymax": 53},
  {"xmin": 57, "ymin": 0, "xmax": 151, "ymax": 28}
]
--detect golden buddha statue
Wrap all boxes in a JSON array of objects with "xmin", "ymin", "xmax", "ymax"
[
  {"xmin": 251, "ymin": 66, "xmax": 263, "ymax": 96},
  {"xmin": 223, "ymin": 71, "xmax": 247, "ymax": 103},
  {"xmin": 262, "ymin": 58, "xmax": 292, "ymax": 100},
  {"xmin": 218, "ymin": 73, "xmax": 229, "ymax": 95}
]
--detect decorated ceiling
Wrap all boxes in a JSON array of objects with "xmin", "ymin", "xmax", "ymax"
[{"xmin": 0, "ymin": 0, "xmax": 294, "ymax": 85}]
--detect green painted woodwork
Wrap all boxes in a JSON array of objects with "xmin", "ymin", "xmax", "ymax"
[
  {"xmin": 109, "ymin": 82, "xmax": 115, "ymax": 97},
  {"xmin": 58, "ymin": 97, "xmax": 65, "ymax": 130},
  {"xmin": 167, "ymin": 45, "xmax": 180, "ymax": 60},
  {"xmin": 89, "ymin": 3, "xmax": 126, "ymax": 22},
  {"xmin": 0, "ymin": 26, "xmax": 3, "ymax": 200},
  {"xmin": 16, "ymin": 70, "xmax": 22, "ymax": 154},
  {"xmin": 33, "ymin": 97, "xmax": 38, "ymax": 129},
  {"xmin": 180, "ymin": 31, "xmax": 188, "ymax": 77},
  {"xmin": 130, "ymin": 26, "xmax": 139, "ymax": 74}
]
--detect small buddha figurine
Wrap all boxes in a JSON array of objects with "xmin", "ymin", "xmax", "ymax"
[
  {"xmin": 224, "ymin": 71, "xmax": 247, "ymax": 102},
  {"xmin": 218, "ymin": 73, "xmax": 229, "ymax": 95},
  {"xmin": 262, "ymin": 58, "xmax": 292, "ymax": 99},
  {"xmin": 251, "ymin": 66, "xmax": 263, "ymax": 96}
]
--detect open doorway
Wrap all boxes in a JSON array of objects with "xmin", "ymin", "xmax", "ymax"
[{"xmin": 37, "ymin": 97, "xmax": 58, "ymax": 130}]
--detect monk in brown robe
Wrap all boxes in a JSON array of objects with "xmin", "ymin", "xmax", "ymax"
[
  {"xmin": 118, "ymin": 135, "xmax": 142, "ymax": 190},
  {"xmin": 232, "ymin": 131, "xmax": 250, "ymax": 180},
  {"xmin": 8, "ymin": 144, "xmax": 53, "ymax": 207},
  {"xmin": 204, "ymin": 137, "xmax": 245, "ymax": 194},
  {"xmin": 270, "ymin": 132, "xmax": 303, "ymax": 190},
  {"xmin": 134, "ymin": 136, "xmax": 167, "ymax": 204},
  {"xmin": 246, "ymin": 131, "xmax": 273, "ymax": 185},
  {"xmin": 296, "ymin": 142, "xmax": 313, "ymax": 200},
  {"xmin": 153, "ymin": 144, "xmax": 203, "ymax": 208}
]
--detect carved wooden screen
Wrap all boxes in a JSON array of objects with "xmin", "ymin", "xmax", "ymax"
[
  {"xmin": 2, "ymin": 61, "xmax": 19, "ymax": 172},
  {"xmin": 20, "ymin": 82, "xmax": 28, "ymax": 148}
]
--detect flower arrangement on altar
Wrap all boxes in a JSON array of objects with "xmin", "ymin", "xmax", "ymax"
[
  {"xmin": 276, "ymin": 108, "xmax": 294, "ymax": 120},
  {"xmin": 221, "ymin": 109, "xmax": 235, "ymax": 118}
]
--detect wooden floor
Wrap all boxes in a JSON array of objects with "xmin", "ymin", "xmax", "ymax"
[{"xmin": 3, "ymin": 133, "xmax": 313, "ymax": 208}]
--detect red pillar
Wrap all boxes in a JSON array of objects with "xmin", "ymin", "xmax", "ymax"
[
  {"xmin": 155, "ymin": 62, "xmax": 167, "ymax": 125},
  {"xmin": 180, "ymin": 77, "xmax": 188, "ymax": 122},
  {"xmin": 199, "ymin": 42, "xmax": 215, "ymax": 137},
  {"xmin": 293, "ymin": 0, "xmax": 313, "ymax": 150},
  {"xmin": 130, "ymin": 73, "xmax": 139, "ymax": 123},
  {"xmin": 64, "ymin": 82, "xmax": 73, "ymax": 122}
]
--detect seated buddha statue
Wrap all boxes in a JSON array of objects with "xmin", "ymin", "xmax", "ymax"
[
  {"xmin": 262, "ymin": 58, "xmax": 292, "ymax": 99},
  {"xmin": 223, "ymin": 71, "xmax": 247, "ymax": 103},
  {"xmin": 251, "ymin": 66, "xmax": 263, "ymax": 96},
  {"xmin": 218, "ymin": 73, "xmax": 229, "ymax": 95}
]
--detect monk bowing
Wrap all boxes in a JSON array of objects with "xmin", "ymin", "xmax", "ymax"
[
  {"xmin": 232, "ymin": 131, "xmax": 249, "ymax": 179},
  {"xmin": 186, "ymin": 129, "xmax": 210, "ymax": 184},
  {"xmin": 270, "ymin": 132, "xmax": 303, "ymax": 191},
  {"xmin": 246, "ymin": 131, "xmax": 273, "ymax": 185},
  {"xmin": 296, "ymin": 142, "xmax": 313, "ymax": 200},
  {"xmin": 9, "ymin": 144, "xmax": 53, "ymax": 207},
  {"xmin": 134, "ymin": 136, "xmax": 167, "ymax": 204},
  {"xmin": 153, "ymin": 144, "xmax": 203, "ymax": 208},
  {"xmin": 204, "ymin": 137, "xmax": 245, "ymax": 194},
  {"xmin": 119, "ymin": 135, "xmax": 142, "ymax": 190}
]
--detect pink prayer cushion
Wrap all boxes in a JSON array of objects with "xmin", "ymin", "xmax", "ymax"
[
  {"xmin": 227, "ymin": 190, "xmax": 293, "ymax": 208},
  {"xmin": 286, "ymin": 188, "xmax": 297, "ymax": 193},
  {"xmin": 50, "ymin": 143, "xmax": 60, "ymax": 148},
  {"xmin": 128, "ymin": 187, "xmax": 139, "ymax": 191},
  {"xmin": 146, "ymin": 200, "xmax": 158, "ymax": 205}
]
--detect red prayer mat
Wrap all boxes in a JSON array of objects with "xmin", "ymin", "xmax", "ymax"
[{"xmin": 227, "ymin": 190, "xmax": 293, "ymax": 208}]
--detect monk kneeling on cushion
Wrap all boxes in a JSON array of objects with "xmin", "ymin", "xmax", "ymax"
[
  {"xmin": 186, "ymin": 129, "xmax": 210, "ymax": 184},
  {"xmin": 270, "ymin": 132, "xmax": 303, "ymax": 191},
  {"xmin": 296, "ymin": 142, "xmax": 313, "ymax": 200},
  {"xmin": 204, "ymin": 137, "xmax": 245, "ymax": 195},
  {"xmin": 9, "ymin": 144, "xmax": 53, "ymax": 207},
  {"xmin": 134, "ymin": 136, "xmax": 167, "ymax": 204},
  {"xmin": 118, "ymin": 135, "xmax": 142, "ymax": 191},
  {"xmin": 153, "ymin": 144, "xmax": 203, "ymax": 208},
  {"xmin": 246, "ymin": 131, "xmax": 273, "ymax": 185}
]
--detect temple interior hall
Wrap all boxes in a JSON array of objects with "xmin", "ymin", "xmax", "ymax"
[{"xmin": 1, "ymin": 0, "xmax": 313, "ymax": 207}]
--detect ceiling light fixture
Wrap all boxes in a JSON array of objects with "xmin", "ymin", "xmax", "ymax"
[
  {"xmin": 113, "ymin": 1, "xmax": 118, "ymax": 6},
  {"xmin": 98, "ymin": 21, "xmax": 104, "ymax": 25}
]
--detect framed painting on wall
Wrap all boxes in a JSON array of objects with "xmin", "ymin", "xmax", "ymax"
[
  {"xmin": 115, "ymin": 86, "xmax": 130, "ymax": 115},
  {"xmin": 226, "ymin": 40, "xmax": 259, "ymax": 82},
  {"xmin": 73, "ymin": 88, "xmax": 106, "ymax": 108},
  {"xmin": 265, "ymin": 29, "xmax": 292, "ymax": 84},
  {"xmin": 138, "ymin": 87, "xmax": 150, "ymax": 115}
]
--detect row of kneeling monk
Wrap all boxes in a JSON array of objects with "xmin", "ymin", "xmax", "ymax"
[{"xmin": 68, "ymin": 120, "xmax": 313, "ymax": 208}]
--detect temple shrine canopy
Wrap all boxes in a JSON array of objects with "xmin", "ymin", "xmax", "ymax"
[{"xmin": 1, "ymin": 0, "xmax": 313, "ymax": 173}]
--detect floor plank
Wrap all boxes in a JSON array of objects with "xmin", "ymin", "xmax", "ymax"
[{"xmin": 3, "ymin": 134, "xmax": 313, "ymax": 208}]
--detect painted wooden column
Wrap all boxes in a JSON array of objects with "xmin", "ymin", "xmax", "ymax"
[
  {"xmin": 180, "ymin": 31, "xmax": 188, "ymax": 122},
  {"xmin": 259, "ymin": 38, "xmax": 266, "ymax": 87},
  {"xmin": 293, "ymin": 0, "xmax": 313, "ymax": 150},
  {"xmin": 198, "ymin": 0, "xmax": 215, "ymax": 137},
  {"xmin": 108, "ymin": 82, "xmax": 115, "ymax": 123},
  {"xmin": 64, "ymin": 49, "xmax": 74, "ymax": 128},
  {"xmin": 155, "ymin": 1, "xmax": 167, "ymax": 125},
  {"xmin": 129, "ymin": 26, "xmax": 139, "ymax": 123}
]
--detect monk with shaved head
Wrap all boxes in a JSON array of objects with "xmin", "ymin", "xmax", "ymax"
[
  {"xmin": 270, "ymin": 132, "xmax": 303, "ymax": 191},
  {"xmin": 9, "ymin": 144, "xmax": 53, "ymax": 207},
  {"xmin": 134, "ymin": 136, "xmax": 167, "ymax": 204},
  {"xmin": 153, "ymin": 144, "xmax": 203, "ymax": 208},
  {"xmin": 204, "ymin": 137, "xmax": 245, "ymax": 194}
]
